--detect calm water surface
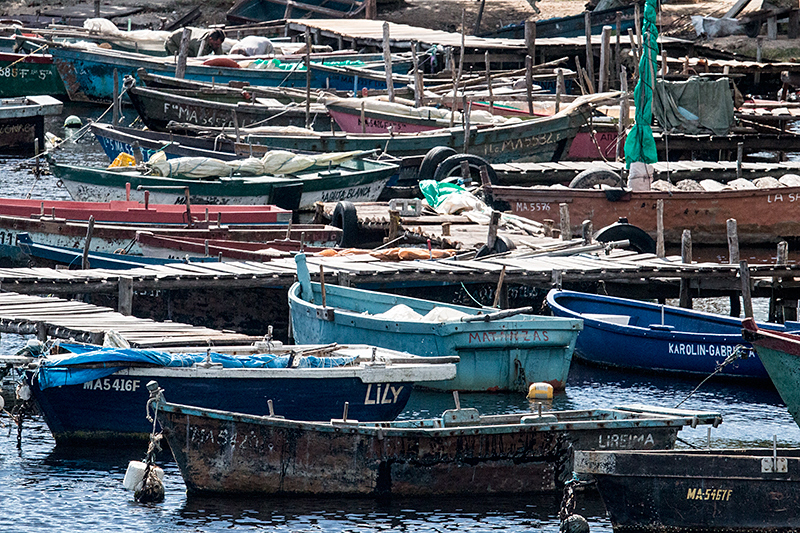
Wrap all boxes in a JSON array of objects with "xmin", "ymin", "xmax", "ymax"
[{"xmin": 1, "ymin": 105, "xmax": 800, "ymax": 532}]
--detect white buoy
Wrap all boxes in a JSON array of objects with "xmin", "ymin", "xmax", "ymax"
[
  {"xmin": 123, "ymin": 460, "xmax": 164, "ymax": 492},
  {"xmin": 0, "ymin": 394, "xmax": 4, "ymax": 411}
]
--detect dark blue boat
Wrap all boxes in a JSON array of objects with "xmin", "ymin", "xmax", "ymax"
[
  {"xmin": 546, "ymin": 289, "xmax": 797, "ymax": 382},
  {"xmin": 27, "ymin": 343, "xmax": 457, "ymax": 444}
]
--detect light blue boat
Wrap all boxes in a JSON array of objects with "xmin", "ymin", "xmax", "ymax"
[{"xmin": 288, "ymin": 255, "xmax": 583, "ymax": 391}]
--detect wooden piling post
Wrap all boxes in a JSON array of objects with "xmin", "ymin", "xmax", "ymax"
[
  {"xmin": 614, "ymin": 11, "xmax": 621, "ymax": 90},
  {"xmin": 388, "ymin": 209, "xmax": 401, "ymax": 240},
  {"xmin": 487, "ymin": 210, "xmax": 501, "ymax": 249},
  {"xmin": 599, "ymin": 25, "xmax": 611, "ymax": 92},
  {"xmin": 582, "ymin": 220, "xmax": 593, "ymax": 245},
  {"xmin": 305, "ymin": 28, "xmax": 311, "ymax": 128},
  {"xmin": 118, "ymin": 276, "xmax": 133, "ymax": 315},
  {"xmin": 81, "ymin": 215, "xmax": 95, "ymax": 270},
  {"xmin": 559, "ymin": 203, "xmax": 571, "ymax": 241},
  {"xmin": 412, "ymin": 41, "xmax": 422, "ymax": 107},
  {"xmin": 755, "ymin": 38, "xmax": 763, "ymax": 85},
  {"xmin": 740, "ymin": 260, "xmax": 753, "ymax": 318},
  {"xmin": 656, "ymin": 199, "xmax": 665, "ymax": 258},
  {"xmin": 543, "ymin": 219, "xmax": 554, "ymax": 238},
  {"xmin": 382, "ymin": 22, "xmax": 395, "ymax": 102},
  {"xmin": 175, "ymin": 27, "xmax": 191, "ymax": 79},
  {"xmin": 485, "ymin": 51, "xmax": 494, "ymax": 110},
  {"xmin": 555, "ymin": 68, "xmax": 564, "ymax": 113},
  {"xmin": 492, "ymin": 265, "xmax": 507, "ymax": 308},
  {"xmin": 525, "ymin": 20, "xmax": 536, "ymax": 61},
  {"xmin": 679, "ymin": 229, "xmax": 692, "ymax": 309},
  {"xmin": 461, "ymin": 160, "xmax": 471, "ymax": 182},
  {"xmin": 584, "ymin": 11, "xmax": 594, "ymax": 89},
  {"xmin": 617, "ymin": 66, "xmax": 628, "ymax": 162},
  {"xmin": 727, "ymin": 218, "xmax": 739, "ymax": 264},
  {"xmin": 112, "ymin": 69, "xmax": 120, "ymax": 126},
  {"xmin": 770, "ymin": 240, "xmax": 789, "ymax": 322},
  {"xmin": 736, "ymin": 142, "xmax": 744, "ymax": 179},
  {"xmin": 526, "ymin": 55, "xmax": 534, "ymax": 115}
]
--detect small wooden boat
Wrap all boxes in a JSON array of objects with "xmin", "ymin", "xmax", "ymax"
[
  {"xmin": 0, "ymin": 95, "xmax": 62, "ymax": 155},
  {"xmin": 219, "ymin": 94, "xmax": 606, "ymax": 164},
  {"xmin": 742, "ymin": 319, "xmax": 800, "ymax": 428},
  {"xmin": 127, "ymin": 84, "xmax": 332, "ymax": 132},
  {"xmin": 0, "ymin": 52, "xmax": 66, "ymax": 98},
  {"xmin": 575, "ymin": 447, "xmax": 800, "ymax": 532},
  {"xmin": 481, "ymin": 3, "xmax": 642, "ymax": 39},
  {"xmin": 227, "ymin": 0, "xmax": 365, "ymax": 24},
  {"xmin": 485, "ymin": 179, "xmax": 800, "ymax": 244},
  {"xmin": 288, "ymin": 255, "xmax": 582, "ymax": 391},
  {"xmin": 135, "ymin": 232, "xmax": 326, "ymax": 261},
  {"xmin": 49, "ymin": 153, "xmax": 398, "ymax": 211},
  {"xmin": 0, "ymin": 196, "xmax": 291, "ymax": 226},
  {"xmin": 154, "ymin": 385, "xmax": 722, "ymax": 496},
  {"xmin": 45, "ymin": 42, "xmax": 409, "ymax": 103},
  {"xmin": 546, "ymin": 289, "xmax": 792, "ymax": 382},
  {"xmin": 16, "ymin": 232, "xmax": 220, "ymax": 269},
  {"xmin": 0, "ymin": 215, "xmax": 341, "ymax": 265},
  {"xmin": 29, "ymin": 342, "xmax": 458, "ymax": 444}
]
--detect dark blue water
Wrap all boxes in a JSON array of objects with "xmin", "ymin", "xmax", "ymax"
[{"xmin": 2, "ymin": 105, "xmax": 800, "ymax": 532}]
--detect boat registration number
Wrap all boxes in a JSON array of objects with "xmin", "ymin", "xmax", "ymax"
[{"xmin": 83, "ymin": 378, "xmax": 141, "ymax": 392}]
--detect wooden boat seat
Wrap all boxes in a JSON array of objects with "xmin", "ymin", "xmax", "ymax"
[
  {"xmin": 442, "ymin": 408, "xmax": 481, "ymax": 427},
  {"xmin": 520, "ymin": 414, "xmax": 559, "ymax": 424},
  {"xmin": 581, "ymin": 313, "xmax": 631, "ymax": 326}
]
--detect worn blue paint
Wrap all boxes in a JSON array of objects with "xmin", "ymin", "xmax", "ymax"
[
  {"xmin": 288, "ymin": 270, "xmax": 582, "ymax": 392},
  {"xmin": 546, "ymin": 289, "xmax": 798, "ymax": 382}
]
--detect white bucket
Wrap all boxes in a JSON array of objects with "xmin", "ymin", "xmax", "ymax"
[{"xmin": 123, "ymin": 460, "xmax": 164, "ymax": 492}]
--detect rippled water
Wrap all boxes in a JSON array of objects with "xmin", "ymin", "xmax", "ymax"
[{"xmin": 2, "ymin": 105, "xmax": 800, "ymax": 532}]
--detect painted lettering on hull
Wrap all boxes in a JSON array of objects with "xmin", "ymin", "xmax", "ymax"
[
  {"xmin": 363, "ymin": 383, "xmax": 404, "ymax": 405},
  {"xmin": 467, "ymin": 330, "xmax": 549, "ymax": 343},
  {"xmin": 687, "ymin": 488, "xmax": 733, "ymax": 501}
]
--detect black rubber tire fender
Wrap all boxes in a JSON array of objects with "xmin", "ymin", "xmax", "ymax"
[
  {"xmin": 331, "ymin": 201, "xmax": 359, "ymax": 248},
  {"xmin": 432, "ymin": 154, "xmax": 498, "ymax": 184},
  {"xmin": 568, "ymin": 168, "xmax": 625, "ymax": 189},
  {"xmin": 417, "ymin": 146, "xmax": 457, "ymax": 181},
  {"xmin": 594, "ymin": 222, "xmax": 656, "ymax": 254}
]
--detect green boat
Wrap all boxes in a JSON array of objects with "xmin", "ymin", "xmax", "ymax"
[
  {"xmin": 49, "ymin": 153, "xmax": 398, "ymax": 211},
  {"xmin": 0, "ymin": 52, "xmax": 66, "ymax": 98}
]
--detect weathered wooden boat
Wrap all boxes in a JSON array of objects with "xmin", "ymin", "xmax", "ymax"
[
  {"xmin": 288, "ymin": 254, "xmax": 582, "ymax": 391},
  {"xmin": 127, "ymin": 83, "xmax": 332, "ymax": 132},
  {"xmin": 28, "ymin": 342, "xmax": 458, "ymax": 444},
  {"xmin": 485, "ymin": 179, "xmax": 800, "ymax": 244},
  {"xmin": 575, "ymin": 447, "xmax": 800, "ymax": 533},
  {"xmin": 0, "ymin": 215, "xmax": 341, "ymax": 265},
  {"xmin": 0, "ymin": 196, "xmax": 291, "ymax": 226},
  {"xmin": 742, "ymin": 319, "xmax": 800, "ymax": 428},
  {"xmin": 45, "ymin": 42, "xmax": 409, "ymax": 103},
  {"xmin": 218, "ymin": 94, "xmax": 605, "ymax": 164},
  {"xmin": 227, "ymin": 0, "xmax": 365, "ymax": 24},
  {"xmin": 135, "ymin": 231, "xmax": 326, "ymax": 261},
  {"xmin": 481, "ymin": 2, "xmax": 642, "ymax": 39},
  {"xmin": 15, "ymin": 232, "xmax": 220, "ymax": 269},
  {"xmin": 0, "ymin": 52, "xmax": 66, "ymax": 97},
  {"xmin": 324, "ymin": 95, "xmax": 620, "ymax": 161},
  {"xmin": 49, "ymin": 153, "xmax": 397, "ymax": 210},
  {"xmin": 154, "ymin": 384, "xmax": 722, "ymax": 496},
  {"xmin": 546, "ymin": 289, "xmax": 793, "ymax": 382},
  {"xmin": 0, "ymin": 95, "xmax": 62, "ymax": 155}
]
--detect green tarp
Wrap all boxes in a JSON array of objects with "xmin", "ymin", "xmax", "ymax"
[{"xmin": 653, "ymin": 76, "xmax": 734, "ymax": 136}]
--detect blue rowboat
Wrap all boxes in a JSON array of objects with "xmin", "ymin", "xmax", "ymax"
[
  {"xmin": 27, "ymin": 342, "xmax": 458, "ymax": 444},
  {"xmin": 288, "ymin": 254, "xmax": 582, "ymax": 392},
  {"xmin": 46, "ymin": 42, "xmax": 410, "ymax": 103},
  {"xmin": 546, "ymin": 289, "xmax": 795, "ymax": 382}
]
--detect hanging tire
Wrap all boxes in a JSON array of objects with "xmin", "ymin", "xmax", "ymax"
[
  {"xmin": 432, "ymin": 154, "xmax": 497, "ymax": 184},
  {"xmin": 594, "ymin": 219, "xmax": 656, "ymax": 254},
  {"xmin": 568, "ymin": 168, "xmax": 625, "ymax": 189},
  {"xmin": 331, "ymin": 201, "xmax": 359, "ymax": 248},
  {"xmin": 418, "ymin": 146, "xmax": 457, "ymax": 182}
]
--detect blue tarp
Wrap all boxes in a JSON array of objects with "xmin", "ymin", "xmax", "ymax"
[{"xmin": 35, "ymin": 344, "xmax": 358, "ymax": 390}]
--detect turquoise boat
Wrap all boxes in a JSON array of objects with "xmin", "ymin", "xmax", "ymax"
[{"xmin": 288, "ymin": 255, "xmax": 582, "ymax": 391}]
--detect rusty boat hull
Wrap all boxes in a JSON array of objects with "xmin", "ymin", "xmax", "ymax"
[
  {"xmin": 155, "ymin": 390, "xmax": 722, "ymax": 497},
  {"xmin": 486, "ymin": 183, "xmax": 800, "ymax": 245}
]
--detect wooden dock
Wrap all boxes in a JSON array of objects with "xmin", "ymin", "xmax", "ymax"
[{"xmin": 0, "ymin": 291, "xmax": 261, "ymax": 347}]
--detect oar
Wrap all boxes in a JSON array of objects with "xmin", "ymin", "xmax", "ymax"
[{"xmin": 460, "ymin": 306, "xmax": 534, "ymax": 322}]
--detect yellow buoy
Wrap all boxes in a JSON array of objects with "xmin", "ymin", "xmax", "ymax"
[{"xmin": 527, "ymin": 382, "xmax": 554, "ymax": 400}]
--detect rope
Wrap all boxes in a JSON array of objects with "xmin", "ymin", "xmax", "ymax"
[
  {"xmin": 674, "ymin": 345, "xmax": 751, "ymax": 408},
  {"xmin": 460, "ymin": 281, "xmax": 484, "ymax": 307},
  {"xmin": 5, "ymin": 43, "xmax": 49, "ymax": 69}
]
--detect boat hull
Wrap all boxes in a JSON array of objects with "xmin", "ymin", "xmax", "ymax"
[
  {"xmin": 547, "ymin": 290, "xmax": 773, "ymax": 381},
  {"xmin": 0, "ymin": 95, "xmax": 63, "ymax": 155},
  {"xmin": 0, "ymin": 53, "xmax": 66, "ymax": 98},
  {"xmin": 576, "ymin": 449, "xmax": 800, "ymax": 533},
  {"xmin": 488, "ymin": 183, "xmax": 800, "ymax": 244},
  {"xmin": 289, "ymin": 281, "xmax": 582, "ymax": 391},
  {"xmin": 30, "ymin": 364, "xmax": 423, "ymax": 444}
]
